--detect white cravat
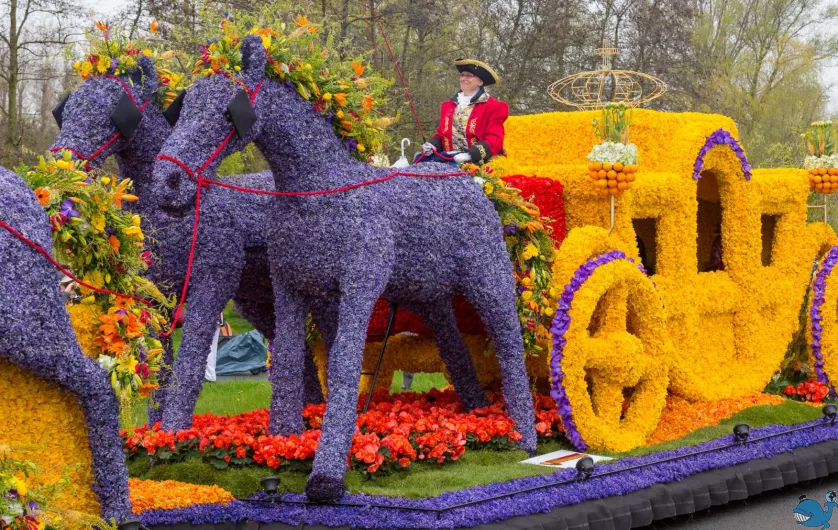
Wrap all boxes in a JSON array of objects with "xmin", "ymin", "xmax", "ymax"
[{"xmin": 456, "ymin": 92, "xmax": 473, "ymax": 111}]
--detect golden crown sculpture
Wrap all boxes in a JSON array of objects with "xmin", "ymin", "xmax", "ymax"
[{"xmin": 548, "ymin": 46, "xmax": 667, "ymax": 110}]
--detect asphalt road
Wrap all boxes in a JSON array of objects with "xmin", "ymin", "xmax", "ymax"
[{"xmin": 642, "ymin": 474, "xmax": 838, "ymax": 529}]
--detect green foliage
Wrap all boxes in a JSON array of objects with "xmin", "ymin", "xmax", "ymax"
[{"xmin": 592, "ymin": 102, "xmax": 633, "ymax": 144}]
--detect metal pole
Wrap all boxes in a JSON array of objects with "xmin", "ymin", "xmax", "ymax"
[{"xmin": 362, "ymin": 300, "xmax": 398, "ymax": 414}]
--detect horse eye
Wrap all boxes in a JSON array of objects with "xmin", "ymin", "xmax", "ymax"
[{"xmin": 224, "ymin": 110, "xmax": 233, "ymax": 123}]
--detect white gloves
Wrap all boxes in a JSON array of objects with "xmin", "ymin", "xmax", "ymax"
[
  {"xmin": 454, "ymin": 152, "xmax": 472, "ymax": 164},
  {"xmin": 422, "ymin": 142, "xmax": 435, "ymax": 154}
]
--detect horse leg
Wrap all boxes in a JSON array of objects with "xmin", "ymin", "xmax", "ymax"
[
  {"xmin": 306, "ymin": 298, "xmax": 340, "ymax": 404},
  {"xmin": 268, "ymin": 281, "xmax": 309, "ymax": 435},
  {"xmin": 461, "ymin": 267, "xmax": 537, "ymax": 456},
  {"xmin": 305, "ymin": 274, "xmax": 391, "ymax": 503},
  {"xmin": 161, "ymin": 234, "xmax": 245, "ymax": 432},
  {"xmin": 415, "ymin": 301, "xmax": 489, "ymax": 410}
]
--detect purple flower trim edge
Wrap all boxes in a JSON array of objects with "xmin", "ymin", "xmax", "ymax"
[
  {"xmin": 139, "ymin": 418, "xmax": 838, "ymax": 529},
  {"xmin": 548, "ymin": 250, "xmax": 646, "ymax": 451},
  {"xmin": 809, "ymin": 245, "xmax": 838, "ymax": 388},
  {"xmin": 692, "ymin": 128, "xmax": 752, "ymax": 181}
]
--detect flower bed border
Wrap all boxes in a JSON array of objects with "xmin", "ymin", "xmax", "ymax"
[{"xmin": 140, "ymin": 418, "xmax": 838, "ymax": 529}]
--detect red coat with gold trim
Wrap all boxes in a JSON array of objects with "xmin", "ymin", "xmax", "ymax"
[{"xmin": 429, "ymin": 90, "xmax": 508, "ymax": 165}]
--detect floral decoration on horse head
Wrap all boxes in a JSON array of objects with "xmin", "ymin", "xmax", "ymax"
[
  {"xmin": 191, "ymin": 14, "xmax": 394, "ymax": 161},
  {"xmin": 72, "ymin": 21, "xmax": 187, "ymax": 108}
]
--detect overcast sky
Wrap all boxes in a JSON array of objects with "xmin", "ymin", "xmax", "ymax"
[{"xmin": 82, "ymin": 0, "xmax": 838, "ymax": 114}]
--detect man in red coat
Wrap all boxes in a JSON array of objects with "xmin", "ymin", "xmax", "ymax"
[{"xmin": 420, "ymin": 58, "xmax": 507, "ymax": 166}]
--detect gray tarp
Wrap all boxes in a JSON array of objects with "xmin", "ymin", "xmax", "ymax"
[{"xmin": 215, "ymin": 330, "xmax": 268, "ymax": 376}]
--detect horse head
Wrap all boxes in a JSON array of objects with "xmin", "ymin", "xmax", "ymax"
[
  {"xmin": 50, "ymin": 56, "xmax": 159, "ymax": 170},
  {"xmin": 153, "ymin": 35, "xmax": 267, "ymax": 217}
]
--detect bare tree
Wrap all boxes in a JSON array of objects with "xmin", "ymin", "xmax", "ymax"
[{"xmin": 0, "ymin": 0, "xmax": 81, "ymax": 162}]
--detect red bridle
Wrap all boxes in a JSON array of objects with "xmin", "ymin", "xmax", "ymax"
[
  {"xmin": 49, "ymin": 74, "xmax": 149, "ymax": 169},
  {"xmin": 156, "ymin": 73, "xmax": 263, "ymax": 180}
]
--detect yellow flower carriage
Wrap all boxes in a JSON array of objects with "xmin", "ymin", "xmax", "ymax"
[{"xmin": 496, "ymin": 108, "xmax": 838, "ymax": 451}]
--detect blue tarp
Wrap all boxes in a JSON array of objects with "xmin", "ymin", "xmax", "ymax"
[{"xmin": 215, "ymin": 330, "xmax": 268, "ymax": 376}]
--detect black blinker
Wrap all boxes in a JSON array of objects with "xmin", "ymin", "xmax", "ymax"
[
  {"xmin": 226, "ymin": 89, "xmax": 256, "ymax": 139},
  {"xmin": 52, "ymin": 93, "xmax": 70, "ymax": 128},
  {"xmin": 109, "ymin": 93, "xmax": 143, "ymax": 139},
  {"xmin": 162, "ymin": 91, "xmax": 186, "ymax": 127}
]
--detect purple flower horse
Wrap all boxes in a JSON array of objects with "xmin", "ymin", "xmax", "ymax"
[
  {"xmin": 50, "ymin": 55, "xmax": 322, "ymax": 431},
  {"xmin": 0, "ymin": 166, "xmax": 131, "ymax": 522},
  {"xmin": 153, "ymin": 35, "xmax": 537, "ymax": 502}
]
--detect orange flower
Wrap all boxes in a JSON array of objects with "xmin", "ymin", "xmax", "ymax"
[
  {"xmin": 352, "ymin": 60, "xmax": 366, "ymax": 77},
  {"xmin": 293, "ymin": 15, "xmax": 310, "ymax": 27},
  {"xmin": 113, "ymin": 296, "xmax": 134, "ymax": 310},
  {"xmin": 128, "ymin": 479, "xmax": 234, "ymax": 515},
  {"xmin": 109, "ymin": 235, "xmax": 121, "ymax": 252},
  {"xmin": 340, "ymin": 120, "xmax": 353, "ymax": 130},
  {"xmin": 148, "ymin": 18, "xmax": 159, "ymax": 33},
  {"xmin": 34, "ymin": 188, "xmax": 50, "ymax": 205},
  {"xmin": 333, "ymin": 93, "xmax": 348, "ymax": 107},
  {"xmin": 95, "ymin": 20, "xmax": 109, "ymax": 32},
  {"xmin": 361, "ymin": 95, "xmax": 374, "ymax": 113}
]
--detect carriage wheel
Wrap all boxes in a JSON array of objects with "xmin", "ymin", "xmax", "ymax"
[{"xmin": 551, "ymin": 241, "xmax": 670, "ymax": 453}]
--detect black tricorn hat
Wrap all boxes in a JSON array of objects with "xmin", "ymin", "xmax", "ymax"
[{"xmin": 454, "ymin": 58, "xmax": 500, "ymax": 86}]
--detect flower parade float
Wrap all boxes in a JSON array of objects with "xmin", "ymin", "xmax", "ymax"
[{"xmin": 6, "ymin": 16, "xmax": 838, "ymax": 530}]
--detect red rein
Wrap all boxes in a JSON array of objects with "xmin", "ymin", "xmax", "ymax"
[{"xmin": 49, "ymin": 74, "xmax": 149, "ymax": 169}]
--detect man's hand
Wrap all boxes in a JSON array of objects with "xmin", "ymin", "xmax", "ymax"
[
  {"xmin": 454, "ymin": 152, "xmax": 471, "ymax": 164},
  {"xmin": 422, "ymin": 142, "xmax": 435, "ymax": 154}
]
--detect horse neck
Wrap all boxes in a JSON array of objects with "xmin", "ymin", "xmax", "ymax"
[
  {"xmin": 113, "ymin": 106, "xmax": 170, "ymax": 212},
  {"xmin": 254, "ymin": 80, "xmax": 374, "ymax": 192}
]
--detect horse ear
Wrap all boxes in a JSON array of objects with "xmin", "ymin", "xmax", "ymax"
[
  {"xmin": 225, "ymin": 89, "xmax": 256, "ymax": 138},
  {"xmin": 52, "ymin": 92, "xmax": 70, "ymax": 128},
  {"xmin": 135, "ymin": 56, "xmax": 158, "ymax": 99},
  {"xmin": 240, "ymin": 35, "xmax": 266, "ymax": 82},
  {"xmin": 162, "ymin": 90, "xmax": 186, "ymax": 127},
  {"xmin": 110, "ymin": 93, "xmax": 143, "ymax": 139}
]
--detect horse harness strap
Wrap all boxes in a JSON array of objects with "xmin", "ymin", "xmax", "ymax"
[{"xmin": 50, "ymin": 74, "xmax": 150, "ymax": 168}]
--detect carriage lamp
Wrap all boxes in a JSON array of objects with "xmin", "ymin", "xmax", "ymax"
[
  {"xmin": 824, "ymin": 404, "xmax": 837, "ymax": 423},
  {"xmin": 261, "ymin": 475, "xmax": 281, "ymax": 495},
  {"xmin": 733, "ymin": 423, "xmax": 750, "ymax": 443},
  {"xmin": 576, "ymin": 457, "xmax": 595, "ymax": 480}
]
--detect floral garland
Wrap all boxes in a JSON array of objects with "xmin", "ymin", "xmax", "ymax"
[
  {"xmin": 463, "ymin": 164, "xmax": 557, "ymax": 355},
  {"xmin": 803, "ymin": 121, "xmax": 838, "ymax": 194},
  {"xmin": 693, "ymin": 129, "xmax": 752, "ymax": 181},
  {"xmin": 72, "ymin": 21, "xmax": 186, "ymax": 108},
  {"xmin": 550, "ymin": 242, "xmax": 669, "ymax": 452},
  {"xmin": 17, "ymin": 151, "xmax": 171, "ymax": 403},
  {"xmin": 809, "ymin": 245, "xmax": 838, "ymax": 389},
  {"xmin": 123, "ymin": 389, "xmax": 564, "ymax": 477},
  {"xmin": 192, "ymin": 15, "xmax": 393, "ymax": 161}
]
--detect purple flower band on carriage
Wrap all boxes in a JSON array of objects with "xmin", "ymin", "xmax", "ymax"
[
  {"xmin": 139, "ymin": 418, "xmax": 838, "ymax": 529},
  {"xmin": 693, "ymin": 129, "xmax": 752, "ymax": 181},
  {"xmin": 809, "ymin": 245, "xmax": 838, "ymax": 389},
  {"xmin": 548, "ymin": 250, "xmax": 646, "ymax": 451}
]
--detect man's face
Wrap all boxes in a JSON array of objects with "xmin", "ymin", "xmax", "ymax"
[{"xmin": 459, "ymin": 71, "xmax": 484, "ymax": 95}]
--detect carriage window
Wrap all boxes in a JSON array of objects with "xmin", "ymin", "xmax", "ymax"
[
  {"xmin": 632, "ymin": 218, "xmax": 657, "ymax": 275},
  {"xmin": 761, "ymin": 215, "xmax": 778, "ymax": 267},
  {"xmin": 697, "ymin": 171, "xmax": 723, "ymax": 272}
]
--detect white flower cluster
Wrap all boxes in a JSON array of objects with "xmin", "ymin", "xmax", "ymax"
[
  {"xmin": 587, "ymin": 142, "xmax": 639, "ymax": 165},
  {"xmin": 804, "ymin": 155, "xmax": 838, "ymax": 170}
]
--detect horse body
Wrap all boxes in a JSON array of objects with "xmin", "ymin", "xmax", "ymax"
[
  {"xmin": 153, "ymin": 36, "xmax": 536, "ymax": 502},
  {"xmin": 50, "ymin": 57, "xmax": 321, "ymax": 431},
  {"xmin": 0, "ymin": 166, "xmax": 131, "ymax": 522}
]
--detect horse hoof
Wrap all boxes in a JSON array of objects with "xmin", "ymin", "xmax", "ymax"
[{"xmin": 305, "ymin": 473, "xmax": 345, "ymax": 503}]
